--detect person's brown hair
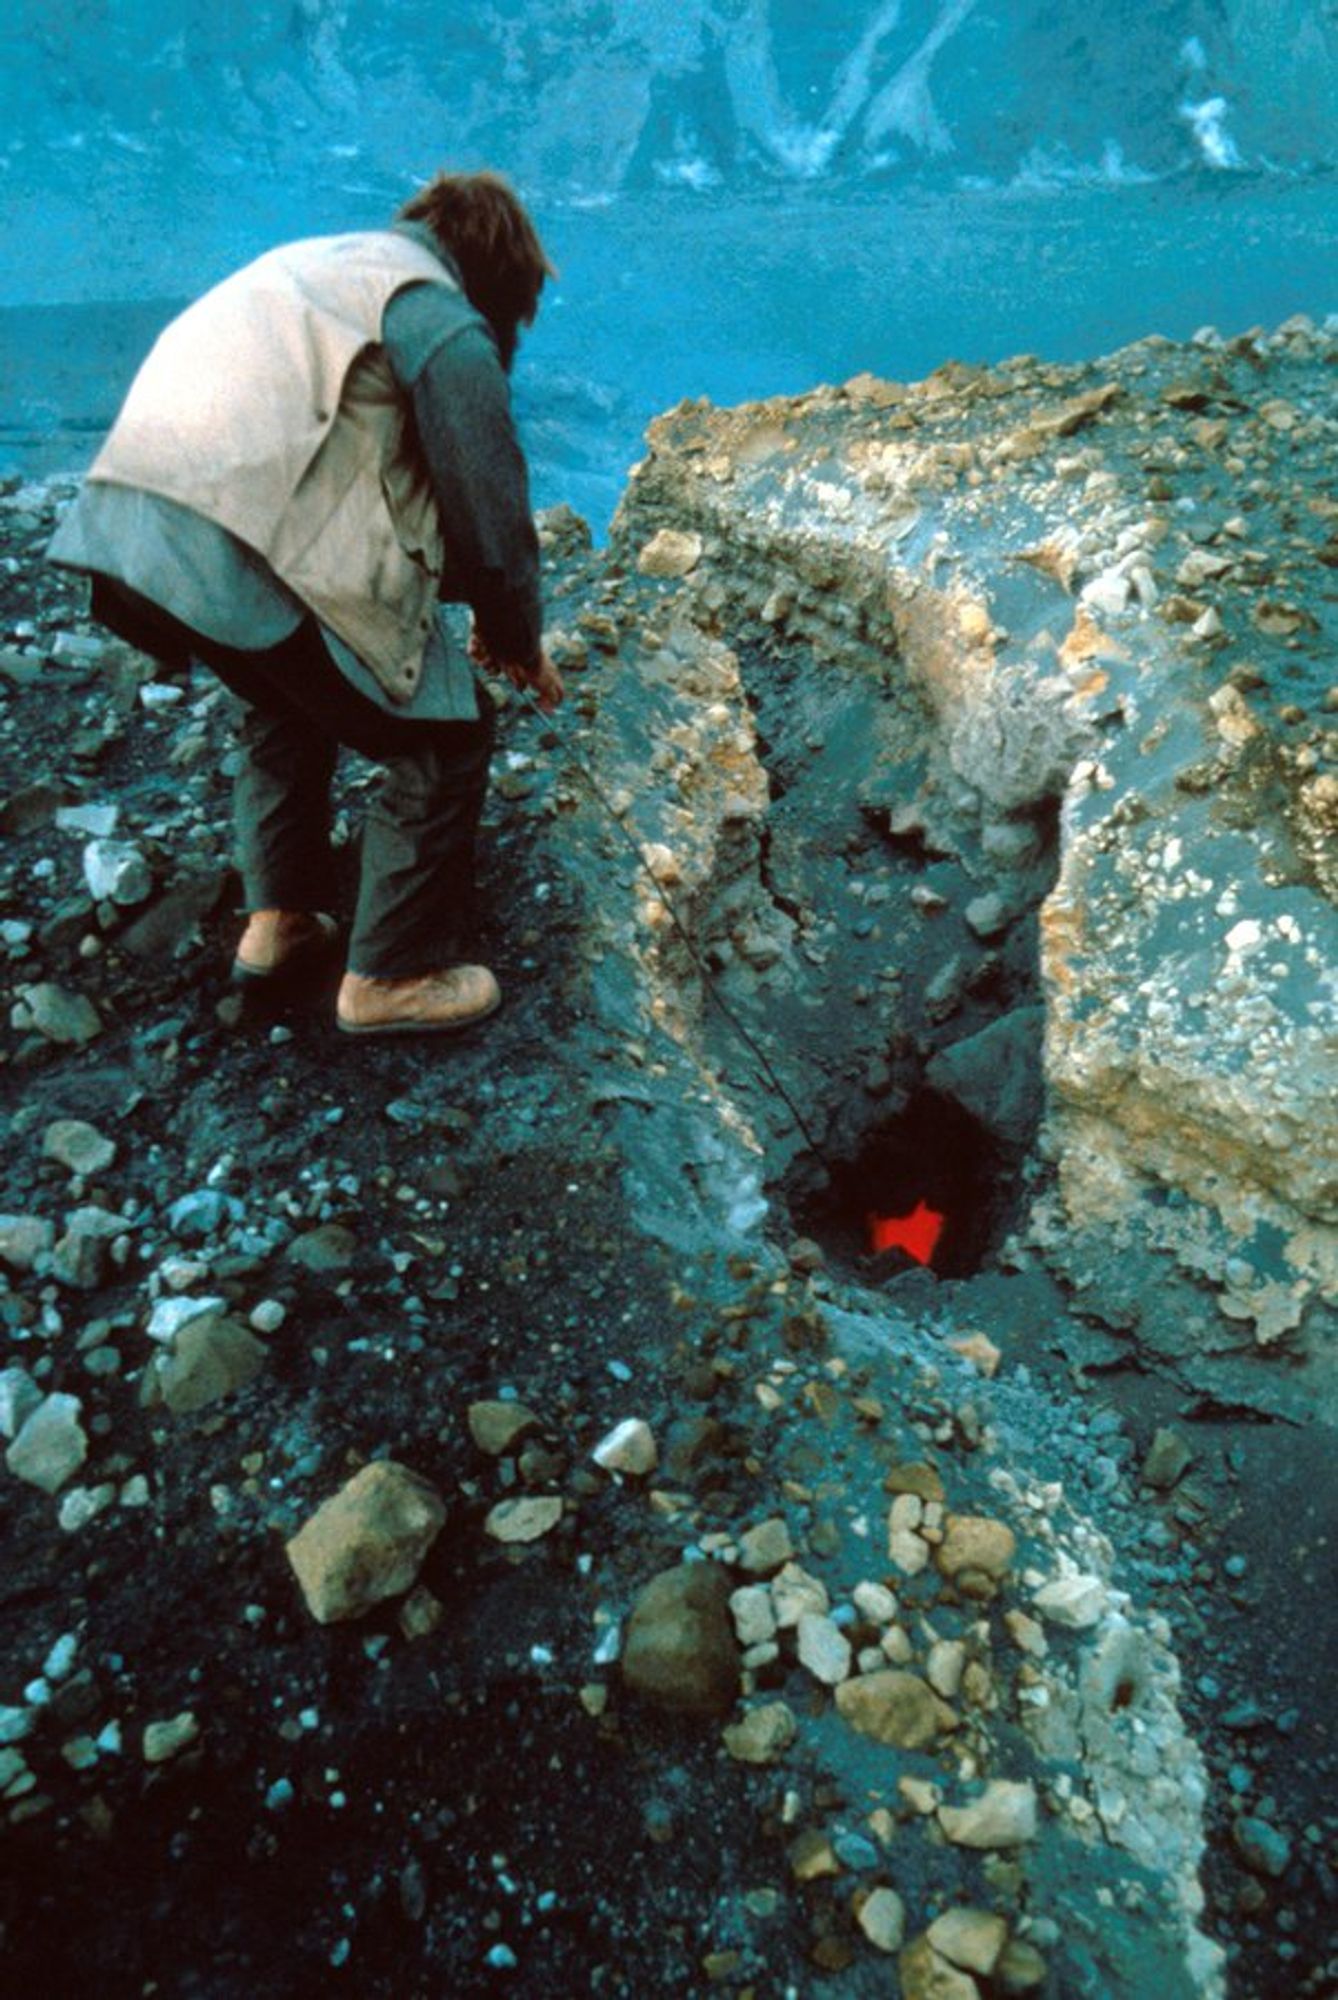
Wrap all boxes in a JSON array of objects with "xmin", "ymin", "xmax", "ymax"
[{"xmin": 397, "ymin": 171, "xmax": 553, "ymax": 360}]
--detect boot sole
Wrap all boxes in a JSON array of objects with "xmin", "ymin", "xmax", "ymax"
[{"xmin": 334, "ymin": 992, "xmax": 502, "ymax": 1037}]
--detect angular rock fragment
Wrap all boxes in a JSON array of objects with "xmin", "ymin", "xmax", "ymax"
[
  {"xmin": 591, "ymin": 1417, "xmax": 658, "ymax": 1476},
  {"xmin": 926, "ymin": 1908, "xmax": 1009, "ymax": 1976},
  {"xmin": 899, "ymin": 1934, "xmax": 981, "ymax": 2000},
  {"xmin": 155, "ymin": 1316, "xmax": 267, "ymax": 1415},
  {"xmin": 1031, "ymin": 1573, "xmax": 1107, "ymax": 1629},
  {"xmin": 722, "ymin": 1700, "xmax": 796, "ymax": 1764},
  {"xmin": 283, "ymin": 1221, "xmax": 357, "ymax": 1272},
  {"xmin": 925, "ymin": 1009, "xmax": 1046, "ymax": 1151},
  {"xmin": 42, "ymin": 1120, "xmax": 117, "ymax": 1177},
  {"xmin": 167, "ymin": 1190, "xmax": 242, "ymax": 1242},
  {"xmin": 0, "ymin": 1367, "xmax": 43, "ymax": 1440},
  {"xmin": 729, "ymin": 1584, "xmax": 776, "ymax": 1647},
  {"xmin": 286, "ymin": 1462, "xmax": 447, "ymax": 1624},
  {"xmin": 0, "ymin": 1215, "xmax": 55, "ymax": 1272},
  {"xmin": 621, "ymin": 1563, "xmax": 739, "ymax": 1715},
  {"xmin": 142, "ymin": 1712, "xmax": 199, "ymax": 1764},
  {"xmin": 637, "ymin": 528, "xmax": 703, "ymax": 579},
  {"xmin": 770, "ymin": 1560, "xmax": 828, "ymax": 1627},
  {"xmin": 467, "ymin": 1400, "xmax": 541, "ymax": 1456},
  {"xmin": 83, "ymin": 838, "xmax": 152, "ymax": 906},
  {"xmin": 51, "ymin": 1207, "xmax": 125, "ymax": 1290},
  {"xmin": 935, "ymin": 1516, "xmax": 1017, "ymax": 1600},
  {"xmin": 17, "ymin": 983, "xmax": 102, "ymax": 1046},
  {"xmin": 736, "ymin": 1516, "xmax": 794, "ymax": 1576},
  {"xmin": 995, "ymin": 1938, "xmax": 1047, "ymax": 1992},
  {"xmin": 1232, "ymin": 1815, "xmax": 1291, "ymax": 1878},
  {"xmin": 6, "ymin": 1394, "xmax": 89, "ymax": 1494},
  {"xmin": 834, "ymin": 1670, "xmax": 941, "ymax": 1750},
  {"xmin": 1141, "ymin": 1426, "xmax": 1194, "ymax": 1491},
  {"xmin": 938, "ymin": 1780, "xmax": 1038, "ymax": 1849},
  {"xmin": 796, "ymin": 1612, "xmax": 852, "ymax": 1686},
  {"xmin": 484, "ymin": 1495, "xmax": 563, "ymax": 1544},
  {"xmin": 146, "ymin": 1295, "xmax": 228, "ymax": 1346},
  {"xmin": 789, "ymin": 1827, "xmax": 840, "ymax": 1882},
  {"xmin": 855, "ymin": 1886, "xmax": 906, "ymax": 1953}
]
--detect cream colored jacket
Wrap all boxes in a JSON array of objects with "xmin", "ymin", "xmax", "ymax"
[{"xmin": 89, "ymin": 230, "xmax": 458, "ymax": 704}]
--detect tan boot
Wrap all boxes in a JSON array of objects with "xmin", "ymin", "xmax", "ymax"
[
  {"xmin": 336, "ymin": 964, "xmax": 502, "ymax": 1036},
  {"xmin": 233, "ymin": 910, "xmax": 339, "ymax": 986}
]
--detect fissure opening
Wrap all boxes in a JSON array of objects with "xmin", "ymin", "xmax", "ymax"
[{"xmin": 789, "ymin": 1088, "xmax": 1022, "ymax": 1281}]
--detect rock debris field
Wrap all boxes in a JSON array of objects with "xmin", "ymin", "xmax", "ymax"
[{"xmin": 0, "ymin": 317, "xmax": 1335, "ymax": 1998}]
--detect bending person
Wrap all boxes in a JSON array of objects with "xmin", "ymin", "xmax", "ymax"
[{"xmin": 50, "ymin": 169, "xmax": 563, "ymax": 1035}]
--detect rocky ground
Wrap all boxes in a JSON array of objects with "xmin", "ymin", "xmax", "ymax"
[{"xmin": 0, "ymin": 319, "xmax": 1335, "ymax": 1999}]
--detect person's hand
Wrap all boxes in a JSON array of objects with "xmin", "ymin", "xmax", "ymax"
[
  {"xmin": 469, "ymin": 627, "xmax": 565, "ymax": 713},
  {"xmin": 514, "ymin": 650, "xmax": 565, "ymax": 713}
]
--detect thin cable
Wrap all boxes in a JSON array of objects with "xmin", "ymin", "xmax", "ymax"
[{"xmin": 515, "ymin": 686, "xmax": 834, "ymax": 1171}]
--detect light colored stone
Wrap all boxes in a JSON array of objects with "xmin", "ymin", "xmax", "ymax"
[
  {"xmin": 621, "ymin": 1563, "xmax": 739, "ymax": 1715},
  {"xmin": 835, "ymin": 1670, "xmax": 941, "ymax": 1750},
  {"xmin": 146, "ymin": 1295, "xmax": 228, "ymax": 1345},
  {"xmin": 888, "ymin": 1491, "xmax": 930, "ymax": 1574},
  {"xmin": 0, "ymin": 1215, "xmax": 54, "ymax": 1272},
  {"xmin": 856, "ymin": 1886, "xmax": 906, "ymax": 1953},
  {"xmin": 771, "ymin": 1561, "xmax": 829, "ymax": 1628},
  {"xmin": 42, "ymin": 1120, "xmax": 116, "ymax": 1177},
  {"xmin": 467, "ymin": 1400, "xmax": 541, "ymax": 1455},
  {"xmin": 722, "ymin": 1700, "xmax": 796, "ymax": 1764},
  {"xmin": 484, "ymin": 1495, "xmax": 563, "ymax": 1544},
  {"xmin": 938, "ymin": 1780, "xmax": 1038, "ymax": 1849},
  {"xmin": 6, "ymin": 1394, "xmax": 88, "ymax": 1494},
  {"xmin": 83, "ymin": 838, "xmax": 152, "ymax": 906},
  {"xmin": 995, "ymin": 1938, "xmax": 1048, "ymax": 1992},
  {"xmin": 852, "ymin": 1580, "xmax": 898, "ymax": 1625},
  {"xmin": 156, "ymin": 1316, "xmax": 267, "ymax": 1415},
  {"xmin": 0, "ymin": 1367, "xmax": 43, "ymax": 1440},
  {"xmin": 50, "ymin": 1207, "xmax": 124, "ymax": 1289},
  {"xmin": 637, "ymin": 528, "xmax": 703, "ymax": 579},
  {"xmin": 899, "ymin": 1775, "xmax": 940, "ymax": 1814},
  {"xmin": 591, "ymin": 1417, "xmax": 658, "ymax": 1476},
  {"xmin": 737, "ymin": 1516, "xmax": 794, "ymax": 1576},
  {"xmin": 1032, "ymin": 1573, "xmax": 1107, "ymax": 1629},
  {"xmin": 927, "ymin": 1639, "xmax": 968, "ymax": 1699},
  {"xmin": 797, "ymin": 1612, "xmax": 852, "ymax": 1685},
  {"xmin": 880, "ymin": 1625, "xmax": 915, "ymax": 1665},
  {"xmin": 788, "ymin": 1828, "xmax": 840, "ymax": 1882},
  {"xmin": 729, "ymin": 1584, "xmax": 777, "ymax": 1648},
  {"xmin": 58, "ymin": 1482, "xmax": 115, "ymax": 1531},
  {"xmin": 1004, "ymin": 1610, "xmax": 1048, "ymax": 1657},
  {"xmin": 17, "ymin": 983, "xmax": 102, "ymax": 1045},
  {"xmin": 947, "ymin": 1331, "xmax": 1002, "ymax": 1377},
  {"xmin": 935, "ymin": 1516, "xmax": 1016, "ymax": 1591},
  {"xmin": 927, "ymin": 1908, "xmax": 1009, "ymax": 1976},
  {"xmin": 142, "ymin": 1712, "xmax": 199, "ymax": 1764},
  {"xmin": 899, "ymin": 1934, "xmax": 982, "ymax": 2000},
  {"xmin": 890, "ymin": 1525, "xmax": 930, "ymax": 1575},
  {"xmin": 286, "ymin": 1462, "xmax": 447, "ymax": 1624}
]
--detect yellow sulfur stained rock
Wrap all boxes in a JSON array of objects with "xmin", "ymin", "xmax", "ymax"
[
  {"xmin": 927, "ymin": 1908, "xmax": 1009, "ymax": 1976},
  {"xmin": 286, "ymin": 1461, "xmax": 447, "ymax": 1624},
  {"xmin": 835, "ymin": 1670, "xmax": 941, "ymax": 1750},
  {"xmin": 899, "ymin": 1934, "xmax": 981, "ymax": 2000},
  {"xmin": 638, "ymin": 528, "xmax": 704, "ymax": 579}
]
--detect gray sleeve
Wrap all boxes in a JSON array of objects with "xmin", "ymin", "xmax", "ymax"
[{"xmin": 383, "ymin": 283, "xmax": 543, "ymax": 669}]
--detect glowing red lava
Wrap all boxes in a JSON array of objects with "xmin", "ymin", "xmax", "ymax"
[{"xmin": 866, "ymin": 1199, "xmax": 945, "ymax": 1266}]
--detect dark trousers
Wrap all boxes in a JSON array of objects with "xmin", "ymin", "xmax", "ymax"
[{"xmin": 91, "ymin": 580, "xmax": 496, "ymax": 978}]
